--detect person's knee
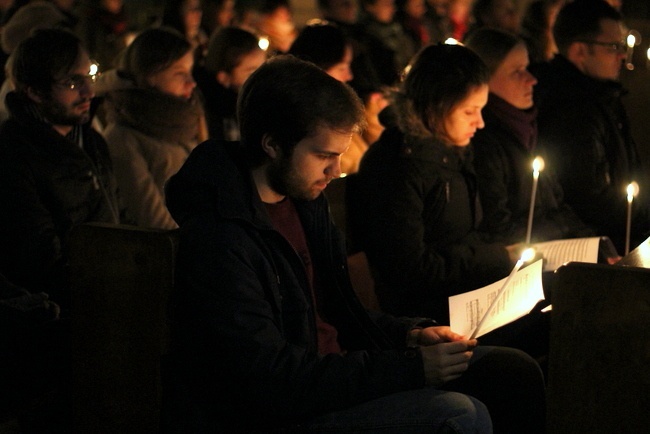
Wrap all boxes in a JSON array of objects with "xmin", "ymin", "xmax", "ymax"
[{"xmin": 438, "ymin": 391, "xmax": 492, "ymax": 434}]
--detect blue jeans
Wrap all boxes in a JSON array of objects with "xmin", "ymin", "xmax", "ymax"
[
  {"xmin": 302, "ymin": 346, "xmax": 545, "ymax": 433},
  {"xmin": 304, "ymin": 387, "xmax": 490, "ymax": 433}
]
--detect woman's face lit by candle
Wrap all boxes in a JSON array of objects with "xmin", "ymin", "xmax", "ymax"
[
  {"xmin": 443, "ymin": 84, "xmax": 489, "ymax": 147},
  {"xmin": 488, "ymin": 43, "xmax": 537, "ymax": 110}
]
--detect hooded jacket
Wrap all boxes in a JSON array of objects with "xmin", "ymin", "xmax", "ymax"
[
  {"xmin": 164, "ymin": 140, "xmax": 432, "ymax": 431},
  {"xmin": 349, "ymin": 126, "xmax": 512, "ymax": 323}
]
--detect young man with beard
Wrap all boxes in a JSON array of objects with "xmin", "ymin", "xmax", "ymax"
[
  {"xmin": 163, "ymin": 55, "xmax": 546, "ymax": 433},
  {"xmin": 0, "ymin": 28, "xmax": 121, "ymax": 313}
]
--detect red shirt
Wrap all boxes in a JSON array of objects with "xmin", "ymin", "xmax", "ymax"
[{"xmin": 265, "ymin": 198, "xmax": 342, "ymax": 355}]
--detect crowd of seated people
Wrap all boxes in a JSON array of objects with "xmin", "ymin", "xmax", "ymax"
[{"xmin": 0, "ymin": 0, "xmax": 646, "ymax": 431}]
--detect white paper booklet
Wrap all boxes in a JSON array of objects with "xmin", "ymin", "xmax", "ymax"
[
  {"xmin": 532, "ymin": 237, "xmax": 600, "ymax": 271},
  {"xmin": 448, "ymin": 259, "xmax": 545, "ymax": 338}
]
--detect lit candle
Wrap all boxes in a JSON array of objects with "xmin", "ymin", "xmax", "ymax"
[
  {"xmin": 470, "ymin": 248, "xmax": 537, "ymax": 339},
  {"xmin": 526, "ymin": 157, "xmax": 545, "ymax": 245},
  {"xmin": 626, "ymin": 33, "xmax": 635, "ymax": 70},
  {"xmin": 625, "ymin": 181, "xmax": 639, "ymax": 255}
]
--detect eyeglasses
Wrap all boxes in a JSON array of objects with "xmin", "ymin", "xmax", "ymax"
[
  {"xmin": 54, "ymin": 72, "xmax": 100, "ymax": 91},
  {"xmin": 578, "ymin": 40, "xmax": 627, "ymax": 54}
]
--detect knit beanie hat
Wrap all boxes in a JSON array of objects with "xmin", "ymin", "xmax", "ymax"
[{"xmin": 1, "ymin": 1, "xmax": 68, "ymax": 54}]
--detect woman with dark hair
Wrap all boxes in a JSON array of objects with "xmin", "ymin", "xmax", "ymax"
[
  {"xmin": 102, "ymin": 26, "xmax": 207, "ymax": 229},
  {"xmin": 349, "ymin": 43, "xmax": 519, "ymax": 323},
  {"xmin": 465, "ymin": 28, "xmax": 592, "ymax": 244},
  {"xmin": 196, "ymin": 25, "xmax": 266, "ymax": 141}
]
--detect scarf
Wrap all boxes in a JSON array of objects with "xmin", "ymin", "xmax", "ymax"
[{"xmin": 486, "ymin": 93, "xmax": 538, "ymax": 151}]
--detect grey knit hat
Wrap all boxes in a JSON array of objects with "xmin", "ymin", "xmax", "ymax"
[{"xmin": 1, "ymin": 1, "xmax": 68, "ymax": 54}]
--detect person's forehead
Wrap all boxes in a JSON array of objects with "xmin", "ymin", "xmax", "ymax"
[{"xmin": 596, "ymin": 18, "xmax": 623, "ymax": 40}]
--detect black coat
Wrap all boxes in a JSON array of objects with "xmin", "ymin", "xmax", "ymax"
[
  {"xmin": 349, "ymin": 127, "xmax": 511, "ymax": 323},
  {"xmin": 164, "ymin": 140, "xmax": 432, "ymax": 431},
  {"xmin": 473, "ymin": 97, "xmax": 593, "ymax": 244},
  {"xmin": 0, "ymin": 92, "xmax": 120, "ymax": 306},
  {"xmin": 534, "ymin": 55, "xmax": 650, "ymax": 251}
]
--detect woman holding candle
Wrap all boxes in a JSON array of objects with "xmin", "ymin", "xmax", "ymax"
[
  {"xmin": 349, "ymin": 43, "xmax": 521, "ymax": 323},
  {"xmin": 465, "ymin": 28, "xmax": 593, "ymax": 245}
]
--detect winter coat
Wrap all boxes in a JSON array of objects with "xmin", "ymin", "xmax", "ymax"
[
  {"xmin": 473, "ymin": 94, "xmax": 593, "ymax": 244},
  {"xmin": 0, "ymin": 92, "xmax": 120, "ymax": 305},
  {"xmin": 164, "ymin": 140, "xmax": 433, "ymax": 431},
  {"xmin": 103, "ymin": 86, "xmax": 202, "ymax": 229},
  {"xmin": 349, "ymin": 126, "xmax": 511, "ymax": 323},
  {"xmin": 534, "ymin": 55, "xmax": 650, "ymax": 251}
]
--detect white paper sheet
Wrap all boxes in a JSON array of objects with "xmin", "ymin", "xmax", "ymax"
[{"xmin": 448, "ymin": 259, "xmax": 545, "ymax": 338}]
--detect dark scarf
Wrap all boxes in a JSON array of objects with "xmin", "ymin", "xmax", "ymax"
[
  {"xmin": 486, "ymin": 93, "xmax": 538, "ymax": 151},
  {"xmin": 106, "ymin": 87, "xmax": 202, "ymax": 146}
]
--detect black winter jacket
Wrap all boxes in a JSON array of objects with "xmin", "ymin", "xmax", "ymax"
[
  {"xmin": 164, "ymin": 140, "xmax": 432, "ymax": 432},
  {"xmin": 349, "ymin": 127, "xmax": 511, "ymax": 323},
  {"xmin": 473, "ymin": 96, "xmax": 593, "ymax": 244},
  {"xmin": 0, "ymin": 92, "xmax": 120, "ymax": 305},
  {"xmin": 534, "ymin": 55, "xmax": 650, "ymax": 251}
]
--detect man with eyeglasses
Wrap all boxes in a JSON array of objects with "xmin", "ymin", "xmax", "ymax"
[
  {"xmin": 0, "ymin": 28, "xmax": 121, "ymax": 315},
  {"xmin": 533, "ymin": 0, "xmax": 649, "ymax": 254}
]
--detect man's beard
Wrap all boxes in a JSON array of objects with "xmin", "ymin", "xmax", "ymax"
[
  {"xmin": 266, "ymin": 154, "xmax": 320, "ymax": 201},
  {"xmin": 39, "ymin": 97, "xmax": 91, "ymax": 126}
]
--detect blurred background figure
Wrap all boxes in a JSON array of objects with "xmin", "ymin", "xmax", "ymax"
[
  {"xmin": 359, "ymin": 0, "xmax": 416, "ymax": 86},
  {"xmin": 395, "ymin": 0, "xmax": 434, "ymax": 52},
  {"xmin": 520, "ymin": 0, "xmax": 565, "ymax": 65},
  {"xmin": 425, "ymin": 0, "xmax": 452, "ymax": 43},
  {"xmin": 196, "ymin": 25, "xmax": 266, "ymax": 141},
  {"xmin": 256, "ymin": 0, "xmax": 298, "ymax": 54},
  {"xmin": 78, "ymin": 0, "xmax": 132, "ymax": 69},
  {"xmin": 467, "ymin": 0, "xmax": 520, "ymax": 37},
  {"xmin": 201, "ymin": 0, "xmax": 235, "ymax": 36},
  {"xmin": 101, "ymin": 26, "xmax": 206, "ymax": 229},
  {"xmin": 447, "ymin": 0, "xmax": 472, "ymax": 41},
  {"xmin": 162, "ymin": 0, "xmax": 210, "ymax": 66}
]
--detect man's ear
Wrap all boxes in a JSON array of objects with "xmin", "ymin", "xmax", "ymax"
[
  {"xmin": 566, "ymin": 41, "xmax": 588, "ymax": 70},
  {"xmin": 261, "ymin": 134, "xmax": 279, "ymax": 159},
  {"xmin": 26, "ymin": 86, "xmax": 42, "ymax": 104},
  {"xmin": 216, "ymin": 71, "xmax": 230, "ymax": 88}
]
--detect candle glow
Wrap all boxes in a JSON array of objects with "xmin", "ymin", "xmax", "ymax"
[
  {"xmin": 625, "ymin": 181, "xmax": 639, "ymax": 254},
  {"xmin": 526, "ymin": 157, "xmax": 545, "ymax": 244},
  {"xmin": 470, "ymin": 247, "xmax": 536, "ymax": 339}
]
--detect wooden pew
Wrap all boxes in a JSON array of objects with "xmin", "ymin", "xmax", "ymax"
[
  {"xmin": 547, "ymin": 256, "xmax": 650, "ymax": 433},
  {"xmin": 68, "ymin": 223, "xmax": 178, "ymax": 433}
]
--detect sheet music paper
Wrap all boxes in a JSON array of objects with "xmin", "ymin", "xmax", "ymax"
[
  {"xmin": 449, "ymin": 259, "xmax": 545, "ymax": 338},
  {"xmin": 532, "ymin": 237, "xmax": 600, "ymax": 271}
]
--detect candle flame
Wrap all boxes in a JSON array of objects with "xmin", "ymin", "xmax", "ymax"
[
  {"xmin": 258, "ymin": 37, "xmax": 270, "ymax": 51},
  {"xmin": 627, "ymin": 181, "xmax": 639, "ymax": 202},
  {"xmin": 520, "ymin": 247, "xmax": 536, "ymax": 263},
  {"xmin": 627, "ymin": 34, "xmax": 636, "ymax": 48},
  {"xmin": 444, "ymin": 38, "xmax": 460, "ymax": 45},
  {"xmin": 532, "ymin": 157, "xmax": 545, "ymax": 174}
]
